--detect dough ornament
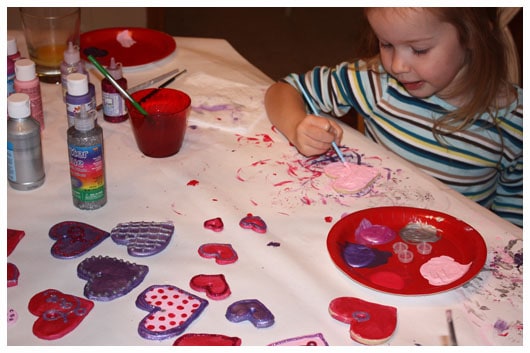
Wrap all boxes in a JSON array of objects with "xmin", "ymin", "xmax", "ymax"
[
  {"xmin": 136, "ymin": 284, "xmax": 209, "ymax": 340},
  {"xmin": 7, "ymin": 228, "xmax": 25, "ymax": 256},
  {"xmin": 189, "ymin": 274, "xmax": 231, "ymax": 300},
  {"xmin": 110, "ymin": 221, "xmax": 174, "ymax": 257},
  {"xmin": 239, "ymin": 214, "xmax": 267, "ymax": 233},
  {"xmin": 268, "ymin": 333, "xmax": 329, "ymax": 346},
  {"xmin": 203, "ymin": 217, "xmax": 224, "ymax": 232},
  {"xmin": 173, "ymin": 333, "xmax": 242, "ymax": 346},
  {"xmin": 7, "ymin": 263, "xmax": 19, "ymax": 287},
  {"xmin": 48, "ymin": 221, "xmax": 109, "ymax": 259},
  {"xmin": 198, "ymin": 243, "xmax": 238, "ymax": 264},
  {"xmin": 28, "ymin": 289, "xmax": 94, "ymax": 340},
  {"xmin": 225, "ymin": 299, "xmax": 275, "ymax": 328},
  {"xmin": 329, "ymin": 296, "xmax": 397, "ymax": 345},
  {"xmin": 77, "ymin": 255, "xmax": 148, "ymax": 301}
]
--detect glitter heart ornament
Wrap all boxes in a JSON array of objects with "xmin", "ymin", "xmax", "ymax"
[
  {"xmin": 48, "ymin": 221, "xmax": 110, "ymax": 259},
  {"xmin": 77, "ymin": 255, "xmax": 149, "ymax": 301},
  {"xmin": 110, "ymin": 221, "xmax": 174, "ymax": 257}
]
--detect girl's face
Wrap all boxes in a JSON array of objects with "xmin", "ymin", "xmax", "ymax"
[{"xmin": 366, "ymin": 8, "xmax": 468, "ymax": 102}]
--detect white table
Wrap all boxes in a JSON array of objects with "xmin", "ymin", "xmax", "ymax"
[{"xmin": 6, "ymin": 30, "xmax": 523, "ymax": 347}]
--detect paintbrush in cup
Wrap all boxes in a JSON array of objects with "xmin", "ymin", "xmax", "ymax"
[{"xmin": 87, "ymin": 55, "xmax": 148, "ymax": 116}]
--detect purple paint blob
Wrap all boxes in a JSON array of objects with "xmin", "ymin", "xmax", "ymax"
[{"xmin": 342, "ymin": 242, "xmax": 392, "ymax": 268}]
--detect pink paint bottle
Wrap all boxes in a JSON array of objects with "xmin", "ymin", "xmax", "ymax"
[{"xmin": 14, "ymin": 59, "xmax": 44, "ymax": 130}]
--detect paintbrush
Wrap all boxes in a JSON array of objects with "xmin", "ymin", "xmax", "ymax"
[
  {"xmin": 446, "ymin": 309, "xmax": 458, "ymax": 346},
  {"xmin": 87, "ymin": 55, "xmax": 148, "ymax": 116},
  {"xmin": 138, "ymin": 69, "xmax": 187, "ymax": 104},
  {"xmin": 292, "ymin": 80, "xmax": 347, "ymax": 165}
]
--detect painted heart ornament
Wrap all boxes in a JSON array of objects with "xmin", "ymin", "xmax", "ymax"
[{"xmin": 48, "ymin": 221, "xmax": 110, "ymax": 259}]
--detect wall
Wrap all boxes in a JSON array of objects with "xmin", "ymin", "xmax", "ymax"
[{"xmin": 7, "ymin": 7, "xmax": 147, "ymax": 32}]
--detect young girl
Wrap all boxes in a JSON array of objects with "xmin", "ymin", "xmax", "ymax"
[{"xmin": 265, "ymin": 8, "xmax": 522, "ymax": 227}]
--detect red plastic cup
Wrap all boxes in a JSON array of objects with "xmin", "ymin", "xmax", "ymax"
[{"xmin": 128, "ymin": 88, "xmax": 191, "ymax": 158}]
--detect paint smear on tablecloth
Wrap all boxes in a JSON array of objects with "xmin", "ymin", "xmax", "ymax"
[
  {"xmin": 457, "ymin": 238, "xmax": 523, "ymax": 344},
  {"xmin": 234, "ymin": 140, "xmax": 435, "ymax": 210}
]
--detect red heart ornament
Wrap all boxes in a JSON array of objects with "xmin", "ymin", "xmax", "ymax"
[
  {"xmin": 49, "ymin": 221, "xmax": 110, "ymax": 259},
  {"xmin": 28, "ymin": 289, "xmax": 94, "ymax": 340},
  {"xmin": 328, "ymin": 297, "xmax": 397, "ymax": 345},
  {"xmin": 7, "ymin": 228, "xmax": 25, "ymax": 256},
  {"xmin": 198, "ymin": 243, "xmax": 238, "ymax": 265},
  {"xmin": 173, "ymin": 333, "xmax": 241, "ymax": 346},
  {"xmin": 203, "ymin": 217, "xmax": 224, "ymax": 232},
  {"xmin": 190, "ymin": 274, "xmax": 231, "ymax": 300},
  {"xmin": 7, "ymin": 262, "xmax": 19, "ymax": 287},
  {"xmin": 239, "ymin": 213, "xmax": 267, "ymax": 233}
]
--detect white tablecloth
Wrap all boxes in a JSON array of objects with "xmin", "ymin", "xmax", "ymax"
[{"xmin": 6, "ymin": 30, "xmax": 523, "ymax": 347}]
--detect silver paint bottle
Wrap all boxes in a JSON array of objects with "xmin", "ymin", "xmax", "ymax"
[{"xmin": 7, "ymin": 93, "xmax": 45, "ymax": 190}]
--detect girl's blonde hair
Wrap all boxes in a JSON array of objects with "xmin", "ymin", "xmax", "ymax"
[{"xmin": 360, "ymin": 8, "xmax": 516, "ymax": 136}]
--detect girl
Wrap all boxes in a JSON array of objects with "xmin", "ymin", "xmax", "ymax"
[{"xmin": 264, "ymin": 8, "xmax": 522, "ymax": 227}]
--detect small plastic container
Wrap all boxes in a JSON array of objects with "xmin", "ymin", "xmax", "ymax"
[
  {"xmin": 398, "ymin": 249, "xmax": 414, "ymax": 263},
  {"xmin": 392, "ymin": 242, "xmax": 408, "ymax": 254},
  {"xmin": 416, "ymin": 242, "xmax": 432, "ymax": 255}
]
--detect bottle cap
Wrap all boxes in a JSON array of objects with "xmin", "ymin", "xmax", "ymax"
[
  {"xmin": 7, "ymin": 36, "xmax": 18, "ymax": 56},
  {"xmin": 7, "ymin": 93, "xmax": 31, "ymax": 119},
  {"xmin": 14, "ymin": 59, "xmax": 36, "ymax": 81},
  {"xmin": 74, "ymin": 104, "xmax": 96, "ymax": 131},
  {"xmin": 106, "ymin": 57, "xmax": 123, "ymax": 80},
  {"xmin": 63, "ymin": 41, "xmax": 81, "ymax": 64},
  {"xmin": 66, "ymin": 73, "xmax": 89, "ymax": 96}
]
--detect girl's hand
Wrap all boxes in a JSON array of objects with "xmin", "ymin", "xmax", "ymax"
[{"xmin": 293, "ymin": 115, "xmax": 343, "ymax": 156}]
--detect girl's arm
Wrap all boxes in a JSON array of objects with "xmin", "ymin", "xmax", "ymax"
[{"xmin": 265, "ymin": 81, "xmax": 343, "ymax": 156}]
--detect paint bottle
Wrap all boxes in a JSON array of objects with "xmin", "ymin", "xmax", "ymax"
[
  {"xmin": 7, "ymin": 36, "xmax": 20, "ymax": 96},
  {"xmin": 60, "ymin": 42, "xmax": 87, "ymax": 102},
  {"xmin": 7, "ymin": 36, "xmax": 22, "ymax": 61},
  {"xmin": 102, "ymin": 57, "xmax": 129, "ymax": 123},
  {"xmin": 14, "ymin": 59, "xmax": 45, "ymax": 130},
  {"xmin": 7, "ymin": 93, "xmax": 45, "ymax": 191},
  {"xmin": 65, "ymin": 73, "xmax": 96, "ymax": 127},
  {"xmin": 67, "ymin": 104, "xmax": 106, "ymax": 210},
  {"xmin": 7, "ymin": 58, "xmax": 15, "ymax": 97}
]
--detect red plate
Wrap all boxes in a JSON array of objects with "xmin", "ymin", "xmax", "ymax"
[
  {"xmin": 327, "ymin": 206, "xmax": 487, "ymax": 295},
  {"xmin": 80, "ymin": 27, "xmax": 176, "ymax": 68}
]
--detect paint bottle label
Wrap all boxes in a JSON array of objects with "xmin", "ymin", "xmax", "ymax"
[
  {"xmin": 7, "ymin": 141, "xmax": 16, "ymax": 181},
  {"xmin": 68, "ymin": 143, "xmax": 105, "ymax": 203},
  {"xmin": 102, "ymin": 91, "xmax": 128, "ymax": 117}
]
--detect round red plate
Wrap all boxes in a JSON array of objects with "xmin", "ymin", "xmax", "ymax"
[
  {"xmin": 80, "ymin": 27, "xmax": 176, "ymax": 68},
  {"xmin": 327, "ymin": 206, "xmax": 487, "ymax": 295}
]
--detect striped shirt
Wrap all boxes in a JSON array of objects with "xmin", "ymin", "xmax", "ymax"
[{"xmin": 284, "ymin": 61, "xmax": 523, "ymax": 227}]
